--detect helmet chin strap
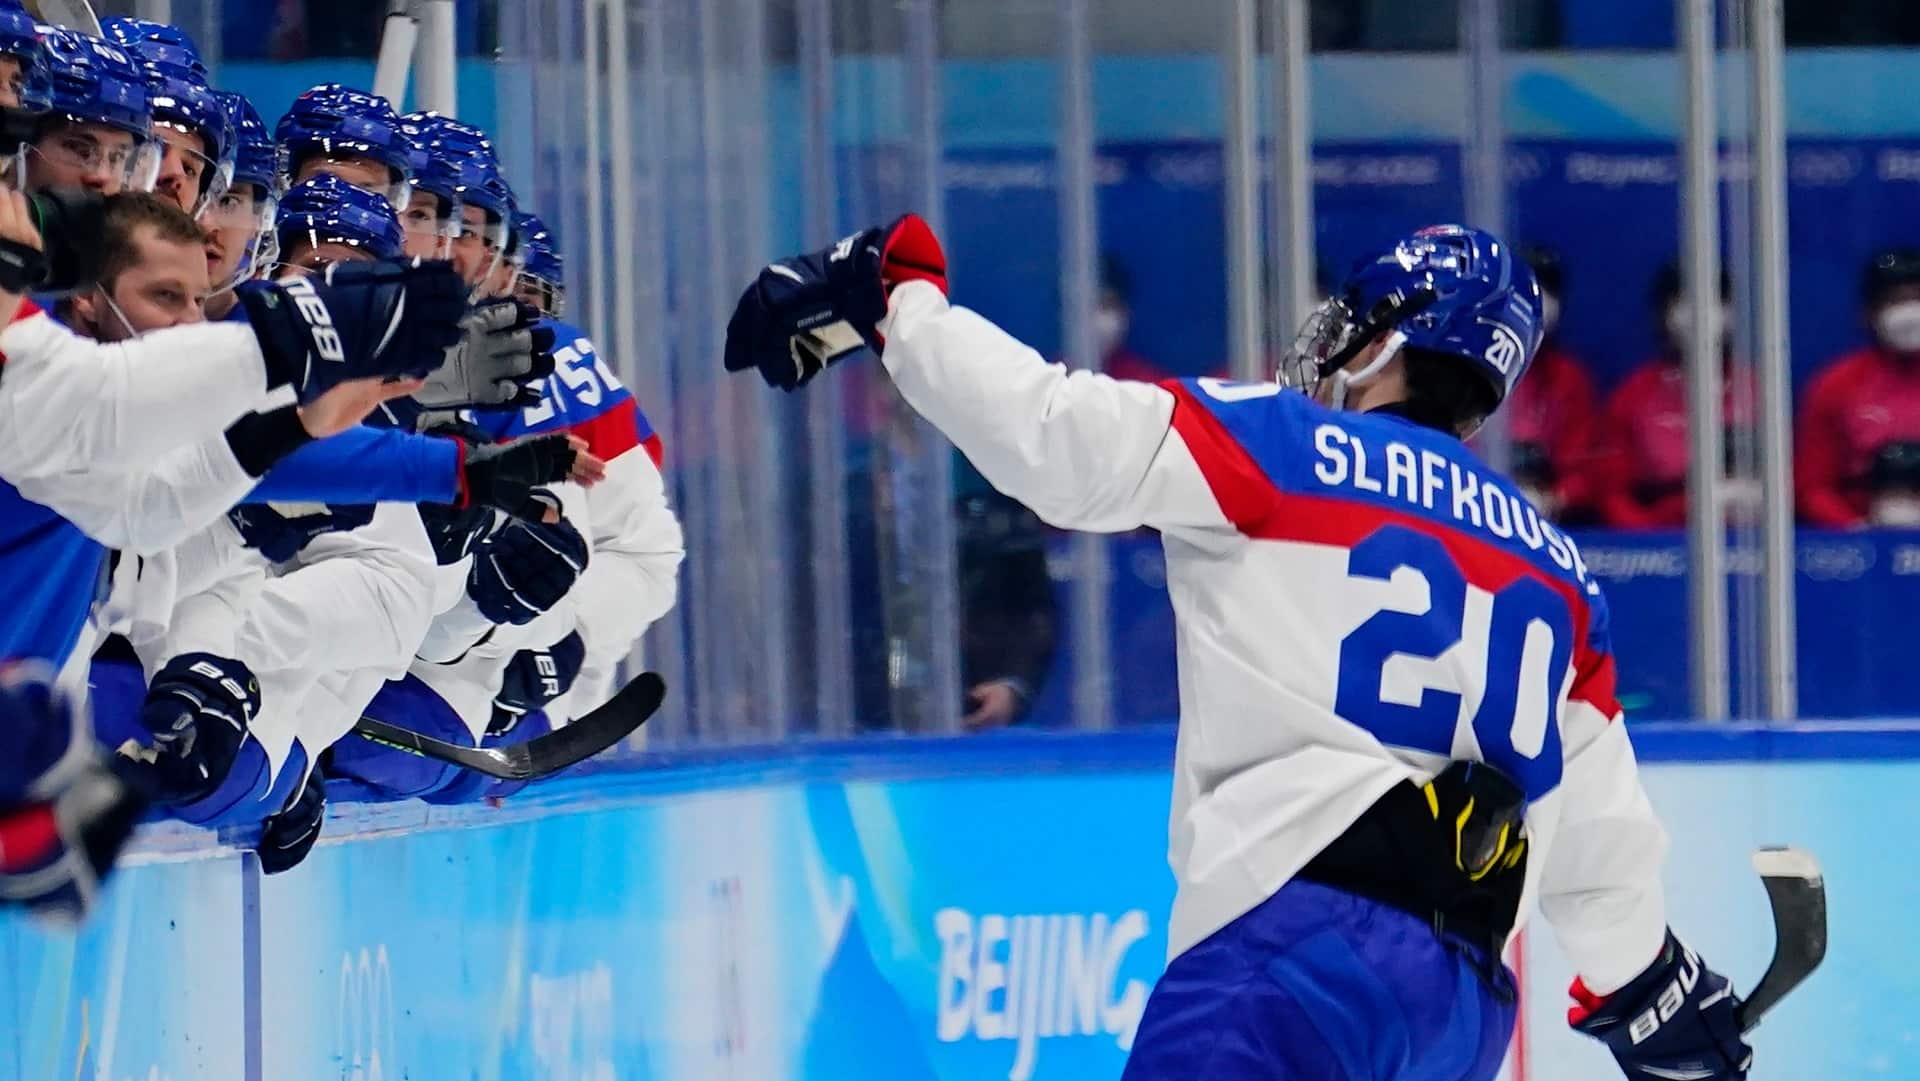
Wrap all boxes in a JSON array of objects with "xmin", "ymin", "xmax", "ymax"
[{"xmin": 1322, "ymin": 330, "xmax": 1407, "ymax": 411}]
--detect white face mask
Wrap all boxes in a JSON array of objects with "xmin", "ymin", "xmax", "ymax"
[
  {"xmin": 1540, "ymin": 292, "xmax": 1561, "ymax": 339},
  {"xmin": 1666, "ymin": 299, "xmax": 1730, "ymax": 352},
  {"xmin": 1093, "ymin": 305, "xmax": 1128, "ymax": 357},
  {"xmin": 1872, "ymin": 492, "xmax": 1920, "ymax": 527},
  {"xmin": 1875, "ymin": 301, "xmax": 1920, "ymax": 354}
]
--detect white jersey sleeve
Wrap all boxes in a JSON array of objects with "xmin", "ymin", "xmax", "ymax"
[
  {"xmin": 232, "ymin": 504, "xmax": 437, "ymax": 678},
  {"xmin": 566, "ymin": 442, "xmax": 683, "ymax": 713},
  {"xmin": 1537, "ymin": 692, "xmax": 1671, "ymax": 993},
  {"xmin": 879, "ymin": 281, "xmax": 1227, "ymax": 534},
  {"xmin": 9, "ymin": 433, "xmax": 256, "ymax": 553},
  {"xmin": 0, "ymin": 305, "xmax": 275, "ymax": 480}
]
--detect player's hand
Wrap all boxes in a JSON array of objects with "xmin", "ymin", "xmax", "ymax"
[
  {"xmin": 256, "ymin": 770, "xmax": 325, "ymax": 875},
  {"xmin": 130, "ymin": 653, "xmax": 260, "ymax": 806},
  {"xmin": 458, "ymin": 432, "xmax": 603, "ymax": 520},
  {"xmin": 724, "ymin": 213, "xmax": 947, "ymax": 391},
  {"xmin": 467, "ymin": 516, "xmax": 590, "ymax": 625},
  {"xmin": 1570, "ymin": 931, "xmax": 1751, "ymax": 1081},
  {"xmin": 963, "ymin": 680, "xmax": 1025, "ymax": 731},
  {"xmin": 414, "ymin": 298, "xmax": 557, "ymax": 410},
  {"xmin": 238, "ymin": 258, "xmax": 469, "ymax": 402},
  {"xmin": 295, "ymin": 375, "xmax": 427, "ymax": 439}
]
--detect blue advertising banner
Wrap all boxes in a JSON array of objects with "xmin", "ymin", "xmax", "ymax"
[{"xmin": 2, "ymin": 733, "xmax": 1917, "ymax": 1080}]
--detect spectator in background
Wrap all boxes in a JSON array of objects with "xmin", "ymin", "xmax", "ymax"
[
  {"xmin": 1794, "ymin": 249, "xmax": 1920, "ymax": 527},
  {"xmin": 1596, "ymin": 262, "xmax": 1754, "ymax": 529},
  {"xmin": 1094, "ymin": 254, "xmax": 1172, "ymax": 383},
  {"xmin": 1495, "ymin": 246, "xmax": 1601, "ymax": 523},
  {"xmin": 956, "ymin": 483, "xmax": 1059, "ymax": 730}
]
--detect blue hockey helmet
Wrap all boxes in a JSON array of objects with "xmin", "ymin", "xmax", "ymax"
[
  {"xmin": 512, "ymin": 211, "xmax": 565, "ymax": 317},
  {"xmin": 275, "ymin": 172, "xmax": 405, "ymax": 268},
  {"xmin": 1279, "ymin": 225, "xmax": 1542, "ymax": 415},
  {"xmin": 101, "ymin": 15, "xmax": 210, "ymax": 85},
  {"xmin": 275, "ymin": 84, "xmax": 413, "ymax": 213},
  {"xmin": 143, "ymin": 71, "xmax": 233, "ymax": 212},
  {"xmin": 31, "ymin": 29, "xmax": 160, "ymax": 192},
  {"xmin": 202, "ymin": 91, "xmax": 279, "ymax": 289},
  {"xmin": 396, "ymin": 110, "xmax": 486, "ymax": 254},
  {"xmin": 218, "ymin": 91, "xmax": 276, "ymax": 198},
  {"xmin": 0, "ymin": 2, "xmax": 48, "ymax": 113}
]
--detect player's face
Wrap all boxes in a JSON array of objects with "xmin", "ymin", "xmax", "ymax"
[
  {"xmin": 450, "ymin": 203, "xmax": 497, "ymax": 287},
  {"xmin": 202, "ymin": 187, "xmax": 264, "ymax": 290},
  {"xmin": 27, "ymin": 122, "xmax": 139, "ymax": 194},
  {"xmin": 514, "ymin": 275, "xmax": 552, "ymax": 315},
  {"xmin": 0, "ymin": 56, "xmax": 24, "ymax": 110},
  {"xmin": 153, "ymin": 123, "xmax": 215, "ymax": 215},
  {"xmin": 284, "ymin": 240, "xmax": 375, "ymax": 276},
  {"xmin": 294, "ymin": 154, "xmax": 391, "ymax": 196},
  {"xmin": 88, "ymin": 226, "xmax": 209, "ymax": 342},
  {"xmin": 400, "ymin": 191, "xmax": 451, "ymax": 260},
  {"xmin": 483, "ymin": 254, "xmax": 517, "ymax": 299}
]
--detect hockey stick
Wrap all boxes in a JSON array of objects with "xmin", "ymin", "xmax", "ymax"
[
  {"xmin": 25, "ymin": 0, "xmax": 102, "ymax": 34},
  {"xmin": 351, "ymin": 672, "xmax": 665, "ymax": 781},
  {"xmin": 1736, "ymin": 846, "xmax": 1828, "ymax": 1034}
]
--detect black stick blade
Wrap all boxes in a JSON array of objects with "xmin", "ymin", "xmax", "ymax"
[{"xmin": 1738, "ymin": 846, "xmax": 1828, "ymax": 1034}]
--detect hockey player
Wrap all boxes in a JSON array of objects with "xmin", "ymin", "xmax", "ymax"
[
  {"xmin": 333, "ymin": 208, "xmax": 682, "ymax": 802},
  {"xmin": 202, "ymin": 91, "xmax": 277, "ymax": 311},
  {"xmin": 274, "ymin": 84, "xmax": 413, "ymax": 214},
  {"xmin": 21, "ymin": 30, "xmax": 161, "ymax": 196},
  {"xmin": 405, "ymin": 113, "xmax": 513, "ymax": 290},
  {"xmin": 725, "ymin": 220, "xmax": 1754, "ymax": 1081},
  {"xmin": 513, "ymin": 211, "xmax": 564, "ymax": 318},
  {"xmin": 79, "ymin": 180, "xmax": 462, "ymax": 867},
  {"xmin": 396, "ymin": 110, "xmax": 476, "ymax": 263},
  {"xmin": 110, "ymin": 43, "xmax": 232, "ymax": 217}
]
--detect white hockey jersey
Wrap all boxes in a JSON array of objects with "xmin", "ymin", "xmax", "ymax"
[{"xmin": 877, "ymin": 281, "xmax": 1670, "ymax": 995}]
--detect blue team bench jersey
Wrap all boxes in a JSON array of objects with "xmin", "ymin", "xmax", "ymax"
[{"xmin": 474, "ymin": 319, "xmax": 662, "ymax": 468}]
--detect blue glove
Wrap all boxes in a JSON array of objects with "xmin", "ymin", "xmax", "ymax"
[
  {"xmin": 1570, "ymin": 931, "xmax": 1752, "ymax": 1081},
  {"xmin": 724, "ymin": 213, "xmax": 947, "ymax": 390},
  {"xmin": 132, "ymin": 653, "xmax": 260, "ymax": 806},
  {"xmin": 467, "ymin": 515, "xmax": 589, "ymax": 625},
  {"xmin": 0, "ymin": 662, "xmax": 143, "ymax": 923},
  {"xmin": 491, "ymin": 629, "xmax": 585, "ymax": 735},
  {"xmin": 238, "ymin": 259, "xmax": 469, "ymax": 402},
  {"xmin": 226, "ymin": 502, "xmax": 376, "ymax": 563},
  {"xmin": 256, "ymin": 770, "xmax": 324, "ymax": 875}
]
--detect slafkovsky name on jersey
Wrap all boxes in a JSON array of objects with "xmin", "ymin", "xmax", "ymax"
[{"xmin": 1309, "ymin": 422, "xmax": 1598, "ymax": 592}]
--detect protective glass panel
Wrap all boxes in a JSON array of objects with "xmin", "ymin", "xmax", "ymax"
[{"xmin": 1778, "ymin": 5, "xmax": 1920, "ymax": 719}]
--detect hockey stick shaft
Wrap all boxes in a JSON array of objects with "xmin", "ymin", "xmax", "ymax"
[{"xmin": 351, "ymin": 672, "xmax": 666, "ymax": 781}]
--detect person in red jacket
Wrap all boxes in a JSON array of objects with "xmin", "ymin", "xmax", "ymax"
[
  {"xmin": 1095, "ymin": 254, "xmax": 1187, "ymax": 382},
  {"xmin": 1598, "ymin": 263, "xmax": 1754, "ymax": 529},
  {"xmin": 1500, "ymin": 246, "xmax": 1602, "ymax": 523},
  {"xmin": 1794, "ymin": 249, "xmax": 1920, "ymax": 527}
]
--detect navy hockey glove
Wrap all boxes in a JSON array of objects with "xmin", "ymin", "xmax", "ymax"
[
  {"xmin": 132, "ymin": 653, "xmax": 260, "ymax": 806},
  {"xmin": 226, "ymin": 502, "xmax": 376, "ymax": 564},
  {"xmin": 1570, "ymin": 931, "xmax": 1752, "ymax": 1081},
  {"xmin": 491, "ymin": 629, "xmax": 586, "ymax": 735},
  {"xmin": 239, "ymin": 259, "xmax": 469, "ymax": 402},
  {"xmin": 724, "ymin": 213, "xmax": 947, "ymax": 390},
  {"xmin": 467, "ymin": 516, "xmax": 590, "ymax": 625},
  {"xmin": 414, "ymin": 298, "xmax": 558, "ymax": 410},
  {"xmin": 256, "ymin": 770, "xmax": 325, "ymax": 875}
]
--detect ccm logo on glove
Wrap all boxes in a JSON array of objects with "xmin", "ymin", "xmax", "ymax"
[{"xmin": 279, "ymin": 275, "xmax": 345, "ymax": 362}]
